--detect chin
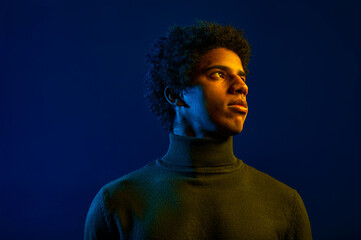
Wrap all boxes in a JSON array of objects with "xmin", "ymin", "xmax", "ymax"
[
  {"xmin": 217, "ymin": 124, "xmax": 244, "ymax": 137},
  {"xmin": 208, "ymin": 117, "xmax": 245, "ymax": 138},
  {"xmin": 219, "ymin": 115, "xmax": 246, "ymax": 136},
  {"xmin": 229, "ymin": 127, "xmax": 244, "ymax": 136}
]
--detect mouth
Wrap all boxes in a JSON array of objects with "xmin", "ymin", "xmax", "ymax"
[
  {"xmin": 228, "ymin": 104, "xmax": 248, "ymax": 113},
  {"xmin": 228, "ymin": 99, "xmax": 248, "ymax": 113}
]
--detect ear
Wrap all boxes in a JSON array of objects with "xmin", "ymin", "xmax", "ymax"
[{"xmin": 164, "ymin": 86, "xmax": 186, "ymax": 107}]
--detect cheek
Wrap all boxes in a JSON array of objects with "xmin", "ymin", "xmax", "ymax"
[
  {"xmin": 203, "ymin": 85, "xmax": 227, "ymax": 109},
  {"xmin": 205, "ymin": 97, "xmax": 227, "ymax": 122},
  {"xmin": 189, "ymin": 85, "xmax": 228, "ymax": 124},
  {"xmin": 203, "ymin": 89, "xmax": 226, "ymax": 110},
  {"xmin": 188, "ymin": 94, "xmax": 210, "ymax": 121}
]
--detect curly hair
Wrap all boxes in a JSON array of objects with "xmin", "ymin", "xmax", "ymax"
[{"xmin": 144, "ymin": 20, "xmax": 251, "ymax": 132}]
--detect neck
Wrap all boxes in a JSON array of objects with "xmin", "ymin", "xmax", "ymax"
[{"xmin": 161, "ymin": 132, "xmax": 237, "ymax": 167}]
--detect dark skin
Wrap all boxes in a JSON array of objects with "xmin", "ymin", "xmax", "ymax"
[{"xmin": 164, "ymin": 47, "xmax": 248, "ymax": 140}]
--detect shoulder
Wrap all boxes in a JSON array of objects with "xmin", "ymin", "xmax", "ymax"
[
  {"xmin": 242, "ymin": 162, "xmax": 296, "ymax": 193},
  {"xmin": 99, "ymin": 161, "xmax": 160, "ymax": 209},
  {"xmin": 240, "ymin": 162, "xmax": 301, "ymax": 210},
  {"xmin": 241, "ymin": 162, "xmax": 312, "ymax": 237},
  {"xmin": 84, "ymin": 162, "xmax": 158, "ymax": 239},
  {"xmin": 242, "ymin": 163, "xmax": 312, "ymax": 238}
]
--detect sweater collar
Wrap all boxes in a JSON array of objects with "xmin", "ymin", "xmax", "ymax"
[{"xmin": 161, "ymin": 133, "xmax": 237, "ymax": 167}]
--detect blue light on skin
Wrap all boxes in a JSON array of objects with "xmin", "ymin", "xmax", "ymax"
[{"xmin": 164, "ymin": 47, "xmax": 248, "ymax": 140}]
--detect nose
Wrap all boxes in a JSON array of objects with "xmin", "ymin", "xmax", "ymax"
[{"xmin": 228, "ymin": 75, "xmax": 248, "ymax": 96}]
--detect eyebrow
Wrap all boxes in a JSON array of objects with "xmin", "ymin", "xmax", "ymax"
[{"xmin": 203, "ymin": 65, "xmax": 246, "ymax": 77}]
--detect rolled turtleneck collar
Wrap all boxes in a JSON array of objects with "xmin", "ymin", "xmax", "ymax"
[{"xmin": 161, "ymin": 133, "xmax": 238, "ymax": 168}]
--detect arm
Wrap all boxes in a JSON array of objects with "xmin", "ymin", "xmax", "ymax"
[
  {"xmin": 286, "ymin": 190, "xmax": 313, "ymax": 240},
  {"xmin": 84, "ymin": 188, "xmax": 118, "ymax": 240}
]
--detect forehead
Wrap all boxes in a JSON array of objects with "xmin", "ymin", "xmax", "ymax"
[{"xmin": 197, "ymin": 47, "xmax": 244, "ymax": 71}]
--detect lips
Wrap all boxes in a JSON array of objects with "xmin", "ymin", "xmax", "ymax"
[
  {"xmin": 228, "ymin": 99, "xmax": 248, "ymax": 113},
  {"xmin": 228, "ymin": 99, "xmax": 247, "ymax": 107}
]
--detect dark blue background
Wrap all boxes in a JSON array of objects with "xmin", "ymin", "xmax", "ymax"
[{"xmin": 1, "ymin": 0, "xmax": 360, "ymax": 239}]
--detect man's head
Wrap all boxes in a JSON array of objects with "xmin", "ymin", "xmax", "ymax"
[{"xmin": 144, "ymin": 20, "xmax": 250, "ymax": 137}]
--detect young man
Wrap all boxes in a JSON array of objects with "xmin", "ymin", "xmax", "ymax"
[{"xmin": 84, "ymin": 21, "xmax": 312, "ymax": 240}]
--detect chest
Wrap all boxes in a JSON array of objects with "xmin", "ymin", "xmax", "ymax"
[{"xmin": 115, "ymin": 186, "xmax": 290, "ymax": 240}]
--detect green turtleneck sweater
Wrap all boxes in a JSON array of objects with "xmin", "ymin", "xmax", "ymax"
[{"xmin": 84, "ymin": 133, "xmax": 312, "ymax": 240}]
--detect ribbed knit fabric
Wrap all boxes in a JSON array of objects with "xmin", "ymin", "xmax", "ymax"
[{"xmin": 84, "ymin": 133, "xmax": 312, "ymax": 240}]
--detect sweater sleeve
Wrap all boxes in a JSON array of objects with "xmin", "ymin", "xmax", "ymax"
[
  {"xmin": 286, "ymin": 190, "xmax": 312, "ymax": 240},
  {"xmin": 84, "ymin": 188, "xmax": 118, "ymax": 240}
]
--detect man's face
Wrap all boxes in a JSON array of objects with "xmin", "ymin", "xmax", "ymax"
[{"xmin": 181, "ymin": 47, "xmax": 248, "ymax": 138}]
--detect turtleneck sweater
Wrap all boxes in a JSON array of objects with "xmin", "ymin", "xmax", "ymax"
[{"xmin": 84, "ymin": 133, "xmax": 312, "ymax": 240}]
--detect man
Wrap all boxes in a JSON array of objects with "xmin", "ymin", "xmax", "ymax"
[{"xmin": 84, "ymin": 20, "xmax": 312, "ymax": 239}]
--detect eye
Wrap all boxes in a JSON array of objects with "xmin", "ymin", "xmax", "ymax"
[{"xmin": 210, "ymin": 71, "xmax": 225, "ymax": 79}]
